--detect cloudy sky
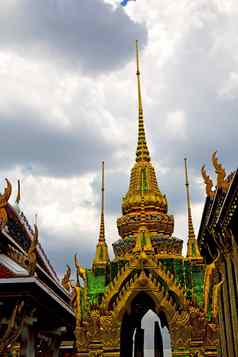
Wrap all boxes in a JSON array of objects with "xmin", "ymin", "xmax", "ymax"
[{"xmin": 1, "ymin": 0, "xmax": 238, "ymax": 276}]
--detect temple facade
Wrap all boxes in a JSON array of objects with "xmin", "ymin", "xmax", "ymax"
[
  {"xmin": 0, "ymin": 42, "xmax": 237, "ymax": 357},
  {"xmin": 198, "ymin": 154, "xmax": 238, "ymax": 357},
  {"xmin": 68, "ymin": 42, "xmax": 219, "ymax": 357}
]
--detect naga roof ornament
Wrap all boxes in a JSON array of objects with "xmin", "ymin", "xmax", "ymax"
[
  {"xmin": 0, "ymin": 178, "xmax": 12, "ymax": 230},
  {"xmin": 201, "ymin": 152, "xmax": 234, "ymax": 198},
  {"xmin": 211, "ymin": 151, "xmax": 230, "ymax": 191},
  {"xmin": 26, "ymin": 223, "xmax": 39, "ymax": 275},
  {"xmin": 16, "ymin": 179, "xmax": 21, "ymax": 205},
  {"xmin": 201, "ymin": 165, "xmax": 215, "ymax": 198}
]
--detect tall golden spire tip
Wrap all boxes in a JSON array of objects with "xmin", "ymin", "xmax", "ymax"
[{"xmin": 135, "ymin": 40, "xmax": 150, "ymax": 163}]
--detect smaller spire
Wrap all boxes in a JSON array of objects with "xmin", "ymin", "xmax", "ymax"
[
  {"xmin": 99, "ymin": 161, "xmax": 105, "ymax": 242},
  {"xmin": 184, "ymin": 158, "xmax": 201, "ymax": 259},
  {"xmin": 92, "ymin": 162, "xmax": 109, "ymax": 271},
  {"xmin": 135, "ymin": 40, "xmax": 150, "ymax": 163}
]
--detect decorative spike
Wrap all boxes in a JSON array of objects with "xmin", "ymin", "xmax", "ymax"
[
  {"xmin": 135, "ymin": 40, "xmax": 150, "ymax": 163},
  {"xmin": 211, "ymin": 151, "xmax": 228, "ymax": 190},
  {"xmin": 184, "ymin": 158, "xmax": 201, "ymax": 259},
  {"xmin": 16, "ymin": 179, "xmax": 21, "ymax": 205},
  {"xmin": 0, "ymin": 178, "xmax": 12, "ymax": 229},
  {"xmin": 201, "ymin": 164, "xmax": 215, "ymax": 198}
]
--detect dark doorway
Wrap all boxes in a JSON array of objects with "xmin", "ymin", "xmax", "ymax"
[{"xmin": 120, "ymin": 292, "xmax": 171, "ymax": 357}]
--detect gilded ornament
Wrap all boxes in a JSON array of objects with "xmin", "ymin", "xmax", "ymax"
[
  {"xmin": 61, "ymin": 264, "xmax": 72, "ymax": 291},
  {"xmin": 74, "ymin": 253, "xmax": 87, "ymax": 283},
  {"xmin": 26, "ymin": 224, "xmax": 38, "ymax": 275},
  {"xmin": 0, "ymin": 178, "xmax": 12, "ymax": 229},
  {"xmin": 212, "ymin": 151, "xmax": 230, "ymax": 191},
  {"xmin": 201, "ymin": 165, "xmax": 215, "ymax": 198}
]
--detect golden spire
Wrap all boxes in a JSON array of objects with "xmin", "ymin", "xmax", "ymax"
[
  {"xmin": 184, "ymin": 158, "xmax": 201, "ymax": 259},
  {"xmin": 93, "ymin": 161, "xmax": 109, "ymax": 270},
  {"xmin": 117, "ymin": 42, "xmax": 172, "ymax": 241},
  {"xmin": 135, "ymin": 40, "xmax": 150, "ymax": 163},
  {"xmin": 99, "ymin": 161, "xmax": 105, "ymax": 242}
]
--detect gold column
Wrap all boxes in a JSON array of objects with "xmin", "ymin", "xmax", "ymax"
[
  {"xmin": 230, "ymin": 231, "xmax": 238, "ymax": 300},
  {"xmin": 221, "ymin": 261, "xmax": 235, "ymax": 357},
  {"xmin": 226, "ymin": 253, "xmax": 238, "ymax": 357},
  {"xmin": 218, "ymin": 284, "xmax": 228, "ymax": 357}
]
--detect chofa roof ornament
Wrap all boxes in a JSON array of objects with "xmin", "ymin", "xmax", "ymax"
[
  {"xmin": 201, "ymin": 165, "xmax": 215, "ymax": 198},
  {"xmin": 211, "ymin": 151, "xmax": 229, "ymax": 190},
  {"xmin": 0, "ymin": 178, "xmax": 12, "ymax": 230}
]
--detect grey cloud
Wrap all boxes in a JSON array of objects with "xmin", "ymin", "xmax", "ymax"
[
  {"xmin": 148, "ymin": 5, "xmax": 238, "ymax": 174},
  {"xmin": 0, "ymin": 0, "xmax": 147, "ymax": 74},
  {"xmin": 0, "ymin": 107, "xmax": 117, "ymax": 177},
  {"xmin": 40, "ymin": 230, "xmax": 95, "ymax": 274},
  {"xmin": 90, "ymin": 170, "xmax": 129, "ymax": 216}
]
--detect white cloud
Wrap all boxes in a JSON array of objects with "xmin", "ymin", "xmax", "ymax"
[{"xmin": 1, "ymin": 0, "xmax": 238, "ymax": 273}]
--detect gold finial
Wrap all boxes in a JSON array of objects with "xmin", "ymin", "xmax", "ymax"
[
  {"xmin": 184, "ymin": 158, "xmax": 201, "ymax": 258},
  {"xmin": 16, "ymin": 179, "xmax": 21, "ymax": 205},
  {"xmin": 27, "ymin": 223, "xmax": 38, "ymax": 275},
  {"xmin": 211, "ymin": 151, "xmax": 229, "ymax": 191},
  {"xmin": 61, "ymin": 264, "xmax": 72, "ymax": 291},
  {"xmin": 99, "ymin": 161, "xmax": 105, "ymax": 242},
  {"xmin": 0, "ymin": 178, "xmax": 12, "ymax": 230},
  {"xmin": 135, "ymin": 40, "xmax": 150, "ymax": 163},
  {"xmin": 201, "ymin": 165, "xmax": 215, "ymax": 198},
  {"xmin": 35, "ymin": 213, "xmax": 38, "ymax": 227}
]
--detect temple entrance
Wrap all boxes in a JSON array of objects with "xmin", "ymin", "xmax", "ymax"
[
  {"xmin": 120, "ymin": 292, "xmax": 171, "ymax": 357},
  {"xmin": 142, "ymin": 310, "xmax": 171, "ymax": 357}
]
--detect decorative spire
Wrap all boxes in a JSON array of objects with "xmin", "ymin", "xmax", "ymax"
[
  {"xmin": 184, "ymin": 158, "xmax": 201, "ymax": 259},
  {"xmin": 117, "ymin": 42, "xmax": 173, "ymax": 243},
  {"xmin": 135, "ymin": 40, "xmax": 150, "ymax": 163},
  {"xmin": 93, "ymin": 162, "xmax": 109, "ymax": 271},
  {"xmin": 99, "ymin": 161, "xmax": 105, "ymax": 242}
]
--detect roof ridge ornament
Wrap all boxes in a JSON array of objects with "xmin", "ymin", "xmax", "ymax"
[
  {"xmin": 211, "ymin": 151, "xmax": 229, "ymax": 191},
  {"xmin": 201, "ymin": 165, "xmax": 215, "ymax": 198},
  {"xmin": 27, "ymin": 223, "xmax": 39, "ymax": 275},
  {"xmin": 0, "ymin": 178, "xmax": 12, "ymax": 230},
  {"xmin": 16, "ymin": 179, "xmax": 21, "ymax": 205}
]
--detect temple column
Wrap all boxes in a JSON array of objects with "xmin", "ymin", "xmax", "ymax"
[
  {"xmin": 218, "ymin": 294, "xmax": 228, "ymax": 357},
  {"xmin": 225, "ymin": 254, "xmax": 238, "ymax": 357},
  {"xmin": 230, "ymin": 231, "xmax": 238, "ymax": 300},
  {"xmin": 20, "ymin": 325, "xmax": 36, "ymax": 357},
  {"xmin": 221, "ymin": 261, "xmax": 235, "ymax": 357},
  {"xmin": 51, "ymin": 337, "xmax": 61, "ymax": 357},
  {"xmin": 154, "ymin": 321, "xmax": 163, "ymax": 357},
  {"xmin": 134, "ymin": 327, "xmax": 144, "ymax": 357}
]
